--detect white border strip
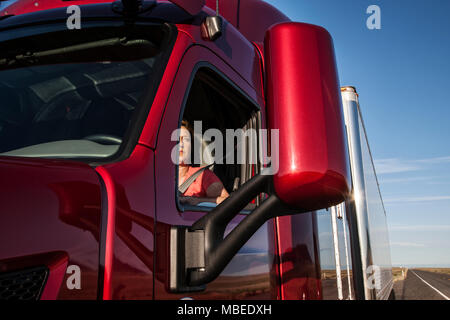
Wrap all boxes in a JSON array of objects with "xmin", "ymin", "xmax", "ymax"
[{"xmin": 411, "ymin": 270, "xmax": 450, "ymax": 300}]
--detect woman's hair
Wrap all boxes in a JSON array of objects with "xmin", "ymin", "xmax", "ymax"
[
  {"xmin": 180, "ymin": 119, "xmax": 195, "ymax": 165},
  {"xmin": 181, "ymin": 119, "xmax": 193, "ymax": 135}
]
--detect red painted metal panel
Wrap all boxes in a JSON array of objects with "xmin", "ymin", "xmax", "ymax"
[
  {"xmin": 169, "ymin": 0, "xmax": 205, "ymax": 15},
  {"xmin": 204, "ymin": 0, "xmax": 290, "ymax": 43},
  {"xmin": 265, "ymin": 22, "xmax": 350, "ymax": 211},
  {"xmin": 95, "ymin": 166, "xmax": 116, "ymax": 300},
  {"xmin": 276, "ymin": 213, "xmax": 322, "ymax": 300},
  {"xmin": 97, "ymin": 145, "xmax": 156, "ymax": 299},
  {"xmin": 0, "ymin": 157, "xmax": 102, "ymax": 299}
]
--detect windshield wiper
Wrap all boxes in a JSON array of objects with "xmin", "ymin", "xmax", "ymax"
[{"xmin": 0, "ymin": 37, "xmax": 155, "ymax": 67}]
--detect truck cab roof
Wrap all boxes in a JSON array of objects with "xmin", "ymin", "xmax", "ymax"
[{"xmin": 0, "ymin": 0, "xmax": 290, "ymax": 44}]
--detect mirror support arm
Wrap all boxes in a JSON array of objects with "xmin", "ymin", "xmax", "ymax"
[{"xmin": 169, "ymin": 173, "xmax": 298, "ymax": 292}]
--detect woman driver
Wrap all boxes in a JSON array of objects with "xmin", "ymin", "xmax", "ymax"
[{"xmin": 178, "ymin": 119, "xmax": 229, "ymax": 205}]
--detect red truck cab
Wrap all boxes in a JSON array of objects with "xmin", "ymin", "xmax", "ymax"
[{"xmin": 0, "ymin": 0, "xmax": 366, "ymax": 300}]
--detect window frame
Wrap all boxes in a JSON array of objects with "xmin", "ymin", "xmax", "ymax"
[{"xmin": 175, "ymin": 62, "xmax": 262, "ymax": 213}]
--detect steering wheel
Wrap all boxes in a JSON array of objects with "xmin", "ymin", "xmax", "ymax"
[{"xmin": 83, "ymin": 134, "xmax": 122, "ymax": 145}]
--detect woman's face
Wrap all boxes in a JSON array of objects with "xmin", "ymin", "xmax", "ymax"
[{"xmin": 179, "ymin": 126, "xmax": 191, "ymax": 165}]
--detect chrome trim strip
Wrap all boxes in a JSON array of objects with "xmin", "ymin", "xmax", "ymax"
[
  {"xmin": 341, "ymin": 90, "xmax": 376, "ymax": 300},
  {"xmin": 340, "ymin": 203, "xmax": 354, "ymax": 299},
  {"xmin": 331, "ymin": 206, "xmax": 344, "ymax": 300},
  {"xmin": 169, "ymin": 227, "xmax": 179, "ymax": 291}
]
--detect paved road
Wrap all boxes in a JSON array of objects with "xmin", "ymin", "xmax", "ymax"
[{"xmin": 396, "ymin": 269, "xmax": 450, "ymax": 300}]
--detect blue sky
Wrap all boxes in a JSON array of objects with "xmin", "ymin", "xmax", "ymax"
[
  {"xmin": 265, "ymin": 0, "xmax": 450, "ymax": 267},
  {"xmin": 2, "ymin": 0, "xmax": 449, "ymax": 267},
  {"xmin": 0, "ymin": 0, "xmax": 15, "ymax": 9}
]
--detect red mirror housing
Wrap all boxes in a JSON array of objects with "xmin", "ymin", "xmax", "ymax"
[{"xmin": 264, "ymin": 22, "xmax": 350, "ymax": 211}]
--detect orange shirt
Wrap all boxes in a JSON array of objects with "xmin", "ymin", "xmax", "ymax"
[{"xmin": 182, "ymin": 166, "xmax": 222, "ymax": 197}]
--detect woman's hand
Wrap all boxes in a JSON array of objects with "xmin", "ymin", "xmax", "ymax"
[{"xmin": 207, "ymin": 182, "xmax": 230, "ymax": 204}]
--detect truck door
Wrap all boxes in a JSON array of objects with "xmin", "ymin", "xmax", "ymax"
[{"xmin": 153, "ymin": 45, "xmax": 276, "ymax": 299}]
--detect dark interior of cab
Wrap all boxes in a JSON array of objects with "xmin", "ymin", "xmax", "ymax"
[
  {"xmin": 180, "ymin": 68, "xmax": 261, "ymax": 209},
  {"xmin": 0, "ymin": 24, "xmax": 166, "ymax": 158}
]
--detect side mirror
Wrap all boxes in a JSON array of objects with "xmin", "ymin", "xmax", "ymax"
[
  {"xmin": 265, "ymin": 22, "xmax": 350, "ymax": 211},
  {"xmin": 168, "ymin": 22, "xmax": 351, "ymax": 293}
]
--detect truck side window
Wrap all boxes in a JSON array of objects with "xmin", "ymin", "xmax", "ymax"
[{"xmin": 177, "ymin": 68, "xmax": 261, "ymax": 212}]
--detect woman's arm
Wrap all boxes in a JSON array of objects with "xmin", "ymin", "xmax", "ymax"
[
  {"xmin": 179, "ymin": 182, "xmax": 229, "ymax": 206},
  {"xmin": 206, "ymin": 182, "xmax": 229, "ymax": 204}
]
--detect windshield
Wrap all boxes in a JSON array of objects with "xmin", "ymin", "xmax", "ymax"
[{"xmin": 0, "ymin": 24, "xmax": 171, "ymax": 160}]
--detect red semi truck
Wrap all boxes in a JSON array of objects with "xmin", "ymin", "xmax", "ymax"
[{"xmin": 0, "ymin": 0, "xmax": 393, "ymax": 300}]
